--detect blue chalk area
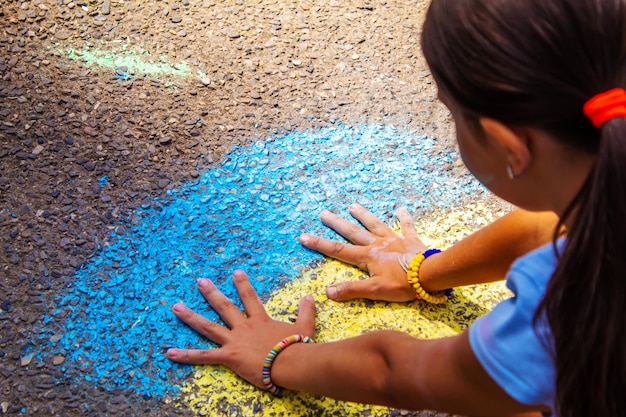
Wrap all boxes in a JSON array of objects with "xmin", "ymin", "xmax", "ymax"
[{"xmin": 41, "ymin": 124, "xmax": 486, "ymax": 398}]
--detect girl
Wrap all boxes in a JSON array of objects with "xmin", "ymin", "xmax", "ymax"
[{"xmin": 167, "ymin": 0, "xmax": 626, "ymax": 415}]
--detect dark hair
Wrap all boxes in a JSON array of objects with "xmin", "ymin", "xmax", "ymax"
[{"xmin": 422, "ymin": 1, "xmax": 626, "ymax": 416}]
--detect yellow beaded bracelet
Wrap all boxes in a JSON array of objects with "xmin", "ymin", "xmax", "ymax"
[{"xmin": 406, "ymin": 249, "xmax": 450, "ymax": 304}]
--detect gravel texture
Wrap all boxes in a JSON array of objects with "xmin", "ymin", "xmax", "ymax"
[{"xmin": 0, "ymin": 1, "xmax": 510, "ymax": 416}]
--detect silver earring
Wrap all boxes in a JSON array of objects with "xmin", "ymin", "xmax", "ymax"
[{"xmin": 506, "ymin": 165, "xmax": 516, "ymax": 180}]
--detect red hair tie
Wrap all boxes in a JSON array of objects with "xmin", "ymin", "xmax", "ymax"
[{"xmin": 583, "ymin": 87, "xmax": 626, "ymax": 128}]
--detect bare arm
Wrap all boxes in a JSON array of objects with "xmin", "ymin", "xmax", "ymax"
[
  {"xmin": 168, "ymin": 272, "xmax": 548, "ymax": 416},
  {"xmin": 419, "ymin": 208, "xmax": 559, "ymax": 292},
  {"xmin": 300, "ymin": 204, "xmax": 558, "ymax": 301},
  {"xmin": 273, "ymin": 331, "xmax": 546, "ymax": 416}
]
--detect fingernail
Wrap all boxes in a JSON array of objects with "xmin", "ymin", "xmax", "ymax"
[
  {"xmin": 167, "ymin": 349, "xmax": 178, "ymax": 358},
  {"xmin": 326, "ymin": 286, "xmax": 338, "ymax": 300},
  {"xmin": 304, "ymin": 295, "xmax": 314, "ymax": 302},
  {"xmin": 173, "ymin": 304, "xmax": 186, "ymax": 313},
  {"xmin": 198, "ymin": 278, "xmax": 209, "ymax": 288},
  {"xmin": 300, "ymin": 234, "xmax": 310, "ymax": 244}
]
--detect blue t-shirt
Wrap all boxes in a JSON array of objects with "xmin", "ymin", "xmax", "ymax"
[{"xmin": 469, "ymin": 242, "xmax": 561, "ymax": 413}]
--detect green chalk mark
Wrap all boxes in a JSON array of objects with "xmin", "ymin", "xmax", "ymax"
[{"xmin": 67, "ymin": 48, "xmax": 190, "ymax": 78}]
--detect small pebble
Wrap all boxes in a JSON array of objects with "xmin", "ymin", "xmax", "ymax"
[
  {"xmin": 102, "ymin": 0, "xmax": 111, "ymax": 15},
  {"xmin": 84, "ymin": 127, "xmax": 98, "ymax": 137}
]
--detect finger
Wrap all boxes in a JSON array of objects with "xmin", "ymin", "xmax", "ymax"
[
  {"xmin": 299, "ymin": 234, "xmax": 368, "ymax": 270},
  {"xmin": 232, "ymin": 270, "xmax": 269, "ymax": 318},
  {"xmin": 326, "ymin": 280, "xmax": 379, "ymax": 301},
  {"xmin": 396, "ymin": 207, "xmax": 419, "ymax": 239},
  {"xmin": 197, "ymin": 278, "xmax": 245, "ymax": 328},
  {"xmin": 167, "ymin": 347, "xmax": 226, "ymax": 365},
  {"xmin": 349, "ymin": 203, "xmax": 395, "ymax": 237},
  {"xmin": 326, "ymin": 279, "xmax": 414, "ymax": 302},
  {"xmin": 171, "ymin": 303, "xmax": 230, "ymax": 344},
  {"xmin": 319, "ymin": 210, "xmax": 376, "ymax": 246},
  {"xmin": 295, "ymin": 295, "xmax": 316, "ymax": 337}
]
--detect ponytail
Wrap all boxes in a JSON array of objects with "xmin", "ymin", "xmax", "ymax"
[
  {"xmin": 421, "ymin": 0, "xmax": 626, "ymax": 415},
  {"xmin": 539, "ymin": 119, "xmax": 626, "ymax": 416}
]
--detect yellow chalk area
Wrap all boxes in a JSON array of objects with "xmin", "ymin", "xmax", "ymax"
[{"xmin": 180, "ymin": 203, "xmax": 512, "ymax": 416}]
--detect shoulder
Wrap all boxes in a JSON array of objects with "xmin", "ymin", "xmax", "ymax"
[
  {"xmin": 468, "ymin": 241, "xmax": 562, "ymax": 410},
  {"xmin": 508, "ymin": 240, "xmax": 563, "ymax": 293}
]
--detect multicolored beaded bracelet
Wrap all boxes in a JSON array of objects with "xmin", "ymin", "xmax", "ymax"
[
  {"xmin": 262, "ymin": 334, "xmax": 314, "ymax": 396},
  {"xmin": 403, "ymin": 248, "xmax": 452, "ymax": 304}
]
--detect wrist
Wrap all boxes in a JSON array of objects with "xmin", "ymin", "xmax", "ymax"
[
  {"xmin": 405, "ymin": 249, "xmax": 452, "ymax": 304},
  {"xmin": 417, "ymin": 252, "xmax": 442, "ymax": 292},
  {"xmin": 262, "ymin": 335, "xmax": 314, "ymax": 396},
  {"xmin": 270, "ymin": 341, "xmax": 306, "ymax": 388}
]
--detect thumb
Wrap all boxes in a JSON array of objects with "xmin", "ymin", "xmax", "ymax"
[
  {"xmin": 326, "ymin": 279, "xmax": 415, "ymax": 302},
  {"xmin": 326, "ymin": 279, "xmax": 380, "ymax": 301},
  {"xmin": 295, "ymin": 295, "xmax": 316, "ymax": 335}
]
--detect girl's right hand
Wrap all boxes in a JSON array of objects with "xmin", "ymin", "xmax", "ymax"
[
  {"xmin": 167, "ymin": 270, "xmax": 316, "ymax": 389},
  {"xmin": 299, "ymin": 203, "xmax": 430, "ymax": 302}
]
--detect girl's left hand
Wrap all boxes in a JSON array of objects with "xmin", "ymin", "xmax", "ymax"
[
  {"xmin": 167, "ymin": 270, "xmax": 316, "ymax": 390},
  {"xmin": 299, "ymin": 203, "xmax": 428, "ymax": 302}
]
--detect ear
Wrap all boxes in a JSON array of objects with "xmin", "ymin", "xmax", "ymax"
[{"xmin": 479, "ymin": 117, "xmax": 532, "ymax": 177}]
